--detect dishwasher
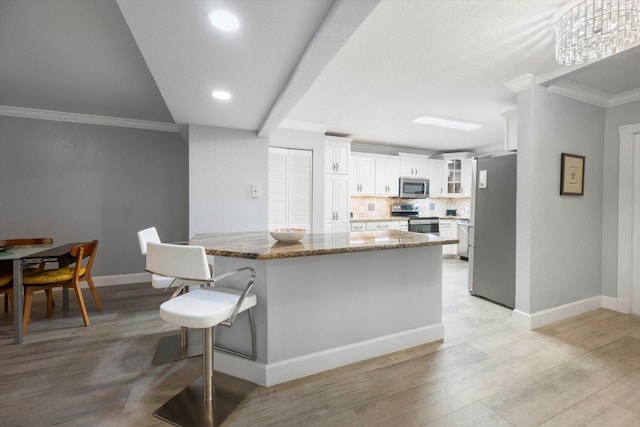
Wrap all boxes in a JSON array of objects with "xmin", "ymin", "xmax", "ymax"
[{"xmin": 457, "ymin": 219, "xmax": 469, "ymax": 260}]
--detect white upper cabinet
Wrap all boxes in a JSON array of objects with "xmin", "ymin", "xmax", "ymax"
[
  {"xmin": 399, "ymin": 153, "xmax": 429, "ymax": 178},
  {"xmin": 462, "ymin": 158, "xmax": 473, "ymax": 197},
  {"xmin": 350, "ymin": 154, "xmax": 375, "ymax": 195},
  {"xmin": 444, "ymin": 156, "xmax": 463, "ymax": 196},
  {"xmin": 439, "ymin": 153, "xmax": 473, "ymax": 197},
  {"xmin": 427, "ymin": 159, "xmax": 444, "ymax": 197},
  {"xmin": 325, "ymin": 135, "xmax": 351, "ymax": 174},
  {"xmin": 374, "ymin": 155, "xmax": 400, "ymax": 196},
  {"xmin": 501, "ymin": 109, "xmax": 517, "ymax": 151}
]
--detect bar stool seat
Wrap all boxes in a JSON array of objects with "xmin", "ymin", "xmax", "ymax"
[{"xmin": 161, "ymin": 288, "xmax": 256, "ymax": 329}]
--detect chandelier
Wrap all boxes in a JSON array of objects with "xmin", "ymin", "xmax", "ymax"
[{"xmin": 555, "ymin": 0, "xmax": 640, "ymax": 65}]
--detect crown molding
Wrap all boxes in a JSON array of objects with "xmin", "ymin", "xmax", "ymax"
[
  {"xmin": 609, "ymin": 88, "xmax": 640, "ymax": 107},
  {"xmin": 504, "ymin": 74, "xmax": 536, "ymax": 93},
  {"xmin": 547, "ymin": 81, "xmax": 640, "ymax": 108},
  {"xmin": 547, "ymin": 81, "xmax": 610, "ymax": 107},
  {"xmin": 0, "ymin": 105, "xmax": 179, "ymax": 132}
]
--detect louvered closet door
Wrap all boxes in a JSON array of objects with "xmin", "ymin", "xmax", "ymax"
[
  {"xmin": 268, "ymin": 148, "xmax": 288, "ymax": 230},
  {"xmin": 287, "ymin": 149, "xmax": 312, "ymax": 231},
  {"xmin": 268, "ymin": 147, "xmax": 312, "ymax": 231}
]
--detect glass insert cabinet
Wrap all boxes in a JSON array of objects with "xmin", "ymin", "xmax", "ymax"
[{"xmin": 446, "ymin": 158, "xmax": 463, "ymax": 195}]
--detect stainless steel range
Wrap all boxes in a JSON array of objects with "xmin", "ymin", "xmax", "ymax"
[{"xmin": 390, "ymin": 204, "xmax": 439, "ymax": 234}]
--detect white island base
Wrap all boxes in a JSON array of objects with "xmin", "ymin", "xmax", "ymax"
[{"xmin": 210, "ymin": 245, "xmax": 444, "ymax": 387}]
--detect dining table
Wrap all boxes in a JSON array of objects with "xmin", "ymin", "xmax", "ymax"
[{"xmin": 0, "ymin": 243, "xmax": 76, "ymax": 344}]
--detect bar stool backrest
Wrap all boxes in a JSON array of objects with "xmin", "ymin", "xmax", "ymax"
[
  {"xmin": 146, "ymin": 242, "xmax": 211, "ymax": 282},
  {"xmin": 137, "ymin": 227, "xmax": 161, "ymax": 256}
]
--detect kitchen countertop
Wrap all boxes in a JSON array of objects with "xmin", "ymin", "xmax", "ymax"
[
  {"xmin": 190, "ymin": 230, "xmax": 458, "ymax": 260},
  {"xmin": 440, "ymin": 216, "xmax": 470, "ymax": 220}
]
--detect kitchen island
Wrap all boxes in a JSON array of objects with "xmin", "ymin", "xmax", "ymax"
[{"xmin": 190, "ymin": 230, "xmax": 457, "ymax": 387}]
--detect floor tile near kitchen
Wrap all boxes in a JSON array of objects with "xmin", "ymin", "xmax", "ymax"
[{"xmin": 2, "ymin": 258, "xmax": 640, "ymax": 426}]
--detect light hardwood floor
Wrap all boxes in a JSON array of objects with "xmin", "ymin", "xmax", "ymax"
[{"xmin": 1, "ymin": 259, "xmax": 640, "ymax": 426}]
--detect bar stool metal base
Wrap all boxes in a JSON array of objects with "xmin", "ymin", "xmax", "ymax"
[
  {"xmin": 152, "ymin": 330, "xmax": 202, "ymax": 365},
  {"xmin": 153, "ymin": 371, "xmax": 257, "ymax": 427}
]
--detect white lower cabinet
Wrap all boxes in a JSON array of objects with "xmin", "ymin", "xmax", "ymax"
[
  {"xmin": 351, "ymin": 222, "xmax": 365, "ymax": 232},
  {"xmin": 365, "ymin": 221, "xmax": 400, "ymax": 231},
  {"xmin": 351, "ymin": 221, "xmax": 407, "ymax": 231},
  {"xmin": 439, "ymin": 219, "xmax": 458, "ymax": 256}
]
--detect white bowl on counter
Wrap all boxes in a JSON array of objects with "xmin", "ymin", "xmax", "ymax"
[{"xmin": 270, "ymin": 228, "xmax": 306, "ymax": 242}]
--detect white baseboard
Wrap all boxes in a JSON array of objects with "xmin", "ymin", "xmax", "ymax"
[
  {"xmin": 512, "ymin": 296, "xmax": 603, "ymax": 329},
  {"xmin": 213, "ymin": 323, "xmax": 444, "ymax": 387},
  {"xmin": 601, "ymin": 296, "xmax": 631, "ymax": 314},
  {"xmin": 92, "ymin": 273, "xmax": 150, "ymax": 287}
]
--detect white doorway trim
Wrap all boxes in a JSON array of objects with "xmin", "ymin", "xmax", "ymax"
[{"xmin": 617, "ymin": 123, "xmax": 640, "ymax": 315}]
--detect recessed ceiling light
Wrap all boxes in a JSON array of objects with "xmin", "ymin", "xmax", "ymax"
[
  {"xmin": 212, "ymin": 90, "xmax": 231, "ymax": 101},
  {"xmin": 209, "ymin": 10, "xmax": 240, "ymax": 32},
  {"xmin": 411, "ymin": 114, "xmax": 483, "ymax": 131}
]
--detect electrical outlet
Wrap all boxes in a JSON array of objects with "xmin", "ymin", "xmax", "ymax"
[{"xmin": 368, "ymin": 203, "xmax": 375, "ymax": 211}]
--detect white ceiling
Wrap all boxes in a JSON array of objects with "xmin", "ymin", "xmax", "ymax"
[{"xmin": 2, "ymin": 0, "xmax": 639, "ymax": 152}]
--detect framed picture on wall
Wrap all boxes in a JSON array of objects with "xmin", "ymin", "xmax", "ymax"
[{"xmin": 560, "ymin": 153, "xmax": 585, "ymax": 196}]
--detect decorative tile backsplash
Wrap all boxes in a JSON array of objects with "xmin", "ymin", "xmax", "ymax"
[{"xmin": 350, "ymin": 196, "xmax": 471, "ymax": 220}]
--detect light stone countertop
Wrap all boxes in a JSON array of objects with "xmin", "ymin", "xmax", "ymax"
[{"xmin": 191, "ymin": 230, "xmax": 458, "ymax": 260}]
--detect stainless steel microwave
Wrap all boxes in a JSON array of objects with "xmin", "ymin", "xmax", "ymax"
[{"xmin": 399, "ymin": 177, "xmax": 429, "ymax": 199}]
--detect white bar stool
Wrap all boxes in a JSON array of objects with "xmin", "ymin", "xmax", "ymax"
[
  {"xmin": 146, "ymin": 242, "xmax": 257, "ymax": 427},
  {"xmin": 138, "ymin": 227, "xmax": 202, "ymax": 364}
]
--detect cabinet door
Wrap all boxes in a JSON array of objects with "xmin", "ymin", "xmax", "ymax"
[
  {"xmin": 462, "ymin": 158, "xmax": 472, "ymax": 197},
  {"xmin": 334, "ymin": 140, "xmax": 351, "ymax": 174},
  {"xmin": 400, "ymin": 154, "xmax": 429, "ymax": 177},
  {"xmin": 427, "ymin": 159, "xmax": 444, "ymax": 197},
  {"xmin": 324, "ymin": 175, "xmax": 336, "ymax": 224},
  {"xmin": 413, "ymin": 156, "xmax": 428, "ymax": 178},
  {"xmin": 399, "ymin": 156, "xmax": 414, "ymax": 177},
  {"xmin": 325, "ymin": 175, "xmax": 350, "ymax": 232},
  {"xmin": 334, "ymin": 176, "xmax": 350, "ymax": 224},
  {"xmin": 375, "ymin": 156, "xmax": 399, "ymax": 196},
  {"xmin": 445, "ymin": 158, "xmax": 463, "ymax": 195},
  {"xmin": 325, "ymin": 137, "xmax": 351, "ymax": 174},
  {"xmin": 351, "ymin": 155, "xmax": 374, "ymax": 195},
  {"xmin": 325, "ymin": 141, "xmax": 337, "ymax": 174}
]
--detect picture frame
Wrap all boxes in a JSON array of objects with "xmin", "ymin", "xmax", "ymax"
[{"xmin": 560, "ymin": 153, "xmax": 585, "ymax": 196}]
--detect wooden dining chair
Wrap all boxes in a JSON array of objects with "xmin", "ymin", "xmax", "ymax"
[
  {"xmin": 0, "ymin": 238, "xmax": 54, "ymax": 312},
  {"xmin": 21, "ymin": 240, "xmax": 102, "ymax": 334}
]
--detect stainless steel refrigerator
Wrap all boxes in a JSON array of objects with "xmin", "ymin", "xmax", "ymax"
[{"xmin": 468, "ymin": 153, "xmax": 517, "ymax": 308}]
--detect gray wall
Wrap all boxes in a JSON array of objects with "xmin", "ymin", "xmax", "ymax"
[
  {"xmin": 0, "ymin": 116, "xmax": 188, "ymax": 276},
  {"xmin": 188, "ymin": 125, "xmax": 269, "ymax": 235},
  {"xmin": 516, "ymin": 85, "xmax": 605, "ymax": 313},
  {"xmin": 601, "ymin": 100, "xmax": 640, "ymax": 298}
]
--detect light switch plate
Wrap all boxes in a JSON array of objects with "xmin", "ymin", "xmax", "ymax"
[{"xmin": 251, "ymin": 184, "xmax": 261, "ymax": 198}]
